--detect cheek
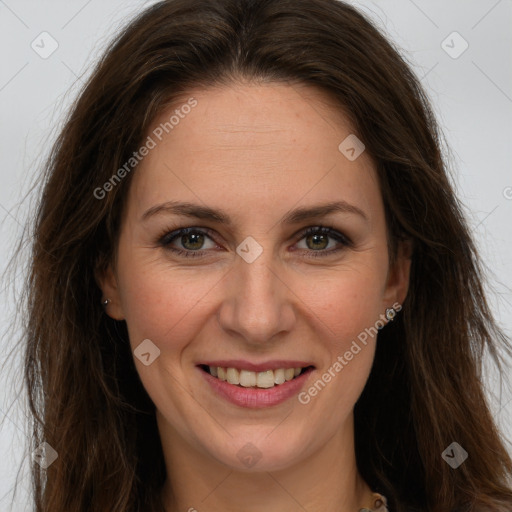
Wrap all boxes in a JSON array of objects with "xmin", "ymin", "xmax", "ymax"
[
  {"xmin": 118, "ymin": 253, "xmax": 387, "ymax": 349},
  {"xmin": 117, "ymin": 258, "xmax": 224, "ymax": 352},
  {"xmin": 297, "ymin": 266, "xmax": 386, "ymax": 347},
  {"xmin": 292, "ymin": 264, "xmax": 385, "ymax": 405}
]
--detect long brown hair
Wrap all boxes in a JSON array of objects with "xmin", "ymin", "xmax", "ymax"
[{"xmin": 19, "ymin": 0, "xmax": 512, "ymax": 510}]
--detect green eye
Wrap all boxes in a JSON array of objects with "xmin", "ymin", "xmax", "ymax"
[{"xmin": 159, "ymin": 225, "xmax": 352, "ymax": 259}]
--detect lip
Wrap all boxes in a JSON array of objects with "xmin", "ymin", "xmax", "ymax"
[
  {"xmin": 198, "ymin": 360, "xmax": 315, "ymax": 372},
  {"xmin": 198, "ymin": 365, "xmax": 315, "ymax": 409}
]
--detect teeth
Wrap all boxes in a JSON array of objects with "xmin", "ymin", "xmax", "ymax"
[
  {"xmin": 239, "ymin": 369, "xmax": 256, "ymax": 387},
  {"xmin": 284, "ymin": 368, "xmax": 295, "ymax": 381},
  {"xmin": 208, "ymin": 365, "xmax": 307, "ymax": 388},
  {"xmin": 256, "ymin": 370, "xmax": 274, "ymax": 388},
  {"xmin": 226, "ymin": 367, "xmax": 240, "ymax": 385},
  {"xmin": 274, "ymin": 368, "xmax": 285, "ymax": 385}
]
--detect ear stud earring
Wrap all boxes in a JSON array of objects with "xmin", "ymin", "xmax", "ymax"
[
  {"xmin": 102, "ymin": 298, "xmax": 111, "ymax": 307},
  {"xmin": 385, "ymin": 307, "xmax": 396, "ymax": 321}
]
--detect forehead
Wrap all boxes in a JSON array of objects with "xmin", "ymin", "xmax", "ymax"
[
  {"xmin": 127, "ymin": 82, "xmax": 382, "ymax": 225},
  {"xmin": 149, "ymin": 81, "xmax": 354, "ymax": 157}
]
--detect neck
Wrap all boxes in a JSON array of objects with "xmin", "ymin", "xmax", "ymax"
[{"xmin": 157, "ymin": 411, "xmax": 375, "ymax": 512}]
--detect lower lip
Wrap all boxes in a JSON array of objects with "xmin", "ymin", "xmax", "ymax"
[{"xmin": 198, "ymin": 367, "xmax": 314, "ymax": 409}]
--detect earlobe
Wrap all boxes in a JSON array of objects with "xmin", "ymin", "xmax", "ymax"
[{"xmin": 95, "ymin": 264, "xmax": 125, "ymax": 321}]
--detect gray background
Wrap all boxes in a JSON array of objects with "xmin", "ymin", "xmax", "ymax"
[{"xmin": 1, "ymin": 0, "xmax": 511, "ymax": 509}]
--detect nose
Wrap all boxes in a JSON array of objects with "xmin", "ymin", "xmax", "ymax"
[{"xmin": 217, "ymin": 248, "xmax": 296, "ymax": 346}]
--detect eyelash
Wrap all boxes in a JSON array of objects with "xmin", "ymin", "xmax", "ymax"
[{"xmin": 157, "ymin": 226, "xmax": 353, "ymax": 259}]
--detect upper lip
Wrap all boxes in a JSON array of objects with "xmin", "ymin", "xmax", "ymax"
[{"xmin": 198, "ymin": 360, "xmax": 315, "ymax": 372}]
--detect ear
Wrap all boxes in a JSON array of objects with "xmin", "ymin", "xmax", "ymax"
[
  {"xmin": 95, "ymin": 263, "xmax": 125, "ymax": 321},
  {"xmin": 382, "ymin": 238, "xmax": 413, "ymax": 310}
]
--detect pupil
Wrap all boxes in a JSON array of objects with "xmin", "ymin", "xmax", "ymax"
[
  {"xmin": 307, "ymin": 234, "xmax": 328, "ymax": 250},
  {"xmin": 183, "ymin": 232, "xmax": 204, "ymax": 250}
]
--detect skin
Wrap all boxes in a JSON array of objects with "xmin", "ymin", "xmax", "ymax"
[{"xmin": 100, "ymin": 81, "xmax": 411, "ymax": 512}]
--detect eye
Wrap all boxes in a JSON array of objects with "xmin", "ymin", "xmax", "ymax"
[
  {"xmin": 294, "ymin": 226, "xmax": 352, "ymax": 258},
  {"xmin": 158, "ymin": 227, "xmax": 218, "ymax": 258},
  {"xmin": 158, "ymin": 225, "xmax": 352, "ymax": 259}
]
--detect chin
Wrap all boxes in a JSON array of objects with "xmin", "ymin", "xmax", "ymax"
[{"xmin": 207, "ymin": 432, "xmax": 309, "ymax": 473}]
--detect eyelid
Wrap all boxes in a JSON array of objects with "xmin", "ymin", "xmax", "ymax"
[
  {"xmin": 158, "ymin": 224, "xmax": 353, "ymax": 257},
  {"xmin": 158, "ymin": 226, "xmax": 218, "ymax": 247},
  {"xmin": 297, "ymin": 225, "xmax": 352, "ymax": 246}
]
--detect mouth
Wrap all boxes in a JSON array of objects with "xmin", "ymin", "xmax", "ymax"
[{"xmin": 198, "ymin": 364, "xmax": 315, "ymax": 389}]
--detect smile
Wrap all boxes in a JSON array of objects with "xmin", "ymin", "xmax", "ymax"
[{"xmin": 200, "ymin": 365, "xmax": 313, "ymax": 389}]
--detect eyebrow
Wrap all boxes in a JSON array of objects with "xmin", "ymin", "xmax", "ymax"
[{"xmin": 141, "ymin": 200, "xmax": 368, "ymax": 225}]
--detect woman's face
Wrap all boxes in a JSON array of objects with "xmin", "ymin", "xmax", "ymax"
[{"xmin": 101, "ymin": 82, "xmax": 410, "ymax": 471}]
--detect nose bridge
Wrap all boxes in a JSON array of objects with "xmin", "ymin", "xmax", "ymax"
[{"xmin": 218, "ymin": 242, "xmax": 295, "ymax": 343}]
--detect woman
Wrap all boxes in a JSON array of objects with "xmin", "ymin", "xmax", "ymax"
[{"xmin": 22, "ymin": 0, "xmax": 512, "ymax": 511}]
